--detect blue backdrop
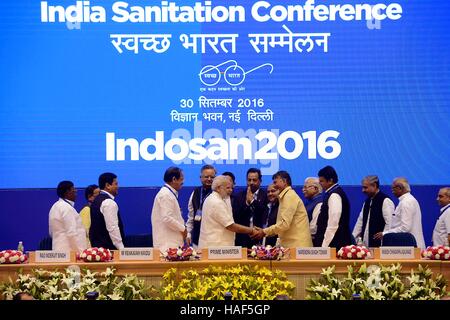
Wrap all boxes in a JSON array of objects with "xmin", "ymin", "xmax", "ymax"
[{"xmin": 0, "ymin": 0, "xmax": 449, "ymax": 188}]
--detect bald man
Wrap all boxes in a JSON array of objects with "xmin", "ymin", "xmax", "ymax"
[{"xmin": 375, "ymin": 177, "xmax": 425, "ymax": 249}]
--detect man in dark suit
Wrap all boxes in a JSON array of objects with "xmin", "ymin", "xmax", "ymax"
[
  {"xmin": 90, "ymin": 172, "xmax": 125, "ymax": 250},
  {"xmin": 233, "ymin": 168, "xmax": 268, "ymax": 248},
  {"xmin": 262, "ymin": 183, "xmax": 279, "ymax": 247},
  {"xmin": 314, "ymin": 166, "xmax": 352, "ymax": 249}
]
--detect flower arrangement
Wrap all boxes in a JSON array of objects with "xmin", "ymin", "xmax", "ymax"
[
  {"xmin": 0, "ymin": 267, "xmax": 156, "ymax": 300},
  {"xmin": 421, "ymin": 245, "xmax": 450, "ymax": 260},
  {"xmin": 0, "ymin": 250, "xmax": 28, "ymax": 264},
  {"xmin": 337, "ymin": 245, "xmax": 371, "ymax": 259},
  {"xmin": 162, "ymin": 246, "xmax": 200, "ymax": 261},
  {"xmin": 77, "ymin": 247, "xmax": 113, "ymax": 262},
  {"xmin": 161, "ymin": 265, "xmax": 295, "ymax": 300},
  {"xmin": 306, "ymin": 263, "xmax": 447, "ymax": 300},
  {"xmin": 248, "ymin": 245, "xmax": 289, "ymax": 260}
]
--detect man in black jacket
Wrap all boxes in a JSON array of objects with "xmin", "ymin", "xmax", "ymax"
[
  {"xmin": 314, "ymin": 166, "xmax": 352, "ymax": 249},
  {"xmin": 186, "ymin": 164, "xmax": 216, "ymax": 247},
  {"xmin": 90, "ymin": 172, "xmax": 125, "ymax": 250},
  {"xmin": 233, "ymin": 168, "xmax": 268, "ymax": 248},
  {"xmin": 352, "ymin": 175, "xmax": 394, "ymax": 247},
  {"xmin": 262, "ymin": 183, "xmax": 279, "ymax": 247}
]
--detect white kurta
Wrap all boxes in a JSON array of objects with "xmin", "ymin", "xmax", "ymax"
[
  {"xmin": 384, "ymin": 193, "xmax": 426, "ymax": 249},
  {"xmin": 49, "ymin": 198, "xmax": 87, "ymax": 252},
  {"xmin": 432, "ymin": 204, "xmax": 450, "ymax": 246},
  {"xmin": 352, "ymin": 197, "xmax": 394, "ymax": 246},
  {"xmin": 322, "ymin": 185, "xmax": 342, "ymax": 247},
  {"xmin": 198, "ymin": 191, "xmax": 235, "ymax": 249},
  {"xmin": 151, "ymin": 184, "xmax": 185, "ymax": 252},
  {"xmin": 99, "ymin": 191, "xmax": 124, "ymax": 249}
]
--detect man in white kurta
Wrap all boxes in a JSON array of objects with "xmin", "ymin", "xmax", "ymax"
[
  {"xmin": 151, "ymin": 167, "xmax": 187, "ymax": 252},
  {"xmin": 199, "ymin": 176, "xmax": 256, "ymax": 249},
  {"xmin": 198, "ymin": 190, "xmax": 235, "ymax": 248},
  {"xmin": 380, "ymin": 178, "xmax": 425, "ymax": 249},
  {"xmin": 432, "ymin": 187, "xmax": 450, "ymax": 246},
  {"xmin": 49, "ymin": 181, "xmax": 86, "ymax": 252}
]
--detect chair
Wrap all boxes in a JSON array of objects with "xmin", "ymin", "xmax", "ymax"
[
  {"xmin": 123, "ymin": 234, "xmax": 153, "ymax": 247},
  {"xmin": 382, "ymin": 232, "xmax": 417, "ymax": 247},
  {"xmin": 38, "ymin": 236, "xmax": 52, "ymax": 250}
]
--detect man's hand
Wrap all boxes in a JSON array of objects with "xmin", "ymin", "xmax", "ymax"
[
  {"xmin": 249, "ymin": 227, "xmax": 259, "ymax": 239},
  {"xmin": 250, "ymin": 227, "xmax": 265, "ymax": 240},
  {"xmin": 246, "ymin": 186, "xmax": 254, "ymax": 205},
  {"xmin": 181, "ymin": 228, "xmax": 188, "ymax": 240},
  {"xmin": 373, "ymin": 232, "xmax": 384, "ymax": 240}
]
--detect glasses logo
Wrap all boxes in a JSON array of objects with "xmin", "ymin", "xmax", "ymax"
[{"xmin": 199, "ymin": 60, "xmax": 273, "ymax": 87}]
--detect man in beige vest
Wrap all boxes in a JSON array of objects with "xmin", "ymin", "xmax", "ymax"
[{"xmin": 252, "ymin": 171, "xmax": 313, "ymax": 248}]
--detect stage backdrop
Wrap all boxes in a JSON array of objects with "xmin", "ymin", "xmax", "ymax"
[{"xmin": 0, "ymin": 1, "xmax": 448, "ymax": 248}]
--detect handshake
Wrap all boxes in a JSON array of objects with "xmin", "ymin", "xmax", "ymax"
[{"xmin": 249, "ymin": 226, "xmax": 265, "ymax": 240}]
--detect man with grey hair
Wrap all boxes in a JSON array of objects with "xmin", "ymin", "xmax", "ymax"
[
  {"xmin": 302, "ymin": 177, "xmax": 323, "ymax": 241},
  {"xmin": 432, "ymin": 187, "xmax": 450, "ymax": 246},
  {"xmin": 352, "ymin": 175, "xmax": 394, "ymax": 247},
  {"xmin": 374, "ymin": 177, "xmax": 425, "ymax": 248},
  {"xmin": 198, "ymin": 175, "xmax": 258, "ymax": 248}
]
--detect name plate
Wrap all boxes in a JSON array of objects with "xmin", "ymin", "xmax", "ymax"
[
  {"xmin": 35, "ymin": 251, "xmax": 71, "ymax": 263},
  {"xmin": 296, "ymin": 247, "xmax": 331, "ymax": 260},
  {"xmin": 208, "ymin": 247, "xmax": 242, "ymax": 260},
  {"xmin": 380, "ymin": 247, "xmax": 415, "ymax": 259},
  {"xmin": 367, "ymin": 248, "xmax": 375, "ymax": 259},
  {"xmin": 119, "ymin": 248, "xmax": 153, "ymax": 261}
]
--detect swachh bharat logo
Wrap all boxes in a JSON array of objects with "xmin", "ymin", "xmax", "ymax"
[{"xmin": 199, "ymin": 60, "xmax": 273, "ymax": 87}]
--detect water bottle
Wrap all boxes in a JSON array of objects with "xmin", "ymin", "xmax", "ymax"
[
  {"xmin": 356, "ymin": 237, "xmax": 364, "ymax": 246},
  {"xmin": 275, "ymin": 237, "xmax": 281, "ymax": 247},
  {"xmin": 17, "ymin": 241, "xmax": 24, "ymax": 252}
]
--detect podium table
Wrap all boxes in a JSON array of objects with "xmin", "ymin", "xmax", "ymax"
[{"xmin": 0, "ymin": 248, "xmax": 448, "ymax": 299}]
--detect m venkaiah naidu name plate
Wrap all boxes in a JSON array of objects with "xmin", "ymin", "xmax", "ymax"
[
  {"xmin": 119, "ymin": 248, "xmax": 153, "ymax": 260},
  {"xmin": 35, "ymin": 251, "xmax": 71, "ymax": 263},
  {"xmin": 380, "ymin": 247, "xmax": 415, "ymax": 259},
  {"xmin": 296, "ymin": 248, "xmax": 331, "ymax": 260},
  {"xmin": 208, "ymin": 247, "xmax": 242, "ymax": 260}
]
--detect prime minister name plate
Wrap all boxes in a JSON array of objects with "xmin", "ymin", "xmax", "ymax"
[
  {"xmin": 380, "ymin": 247, "xmax": 415, "ymax": 259},
  {"xmin": 207, "ymin": 246, "xmax": 243, "ymax": 260},
  {"xmin": 119, "ymin": 248, "xmax": 154, "ymax": 261},
  {"xmin": 35, "ymin": 251, "xmax": 71, "ymax": 263},
  {"xmin": 296, "ymin": 247, "xmax": 331, "ymax": 260}
]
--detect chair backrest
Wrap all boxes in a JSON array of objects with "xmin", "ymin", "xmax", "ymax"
[
  {"xmin": 382, "ymin": 232, "xmax": 417, "ymax": 247},
  {"xmin": 123, "ymin": 234, "xmax": 153, "ymax": 248},
  {"xmin": 38, "ymin": 236, "xmax": 52, "ymax": 250}
]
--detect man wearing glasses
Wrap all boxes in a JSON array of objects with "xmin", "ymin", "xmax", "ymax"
[
  {"xmin": 352, "ymin": 175, "xmax": 394, "ymax": 247},
  {"xmin": 374, "ymin": 177, "xmax": 425, "ymax": 249},
  {"xmin": 302, "ymin": 177, "xmax": 323, "ymax": 242},
  {"xmin": 186, "ymin": 165, "xmax": 216, "ymax": 247}
]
